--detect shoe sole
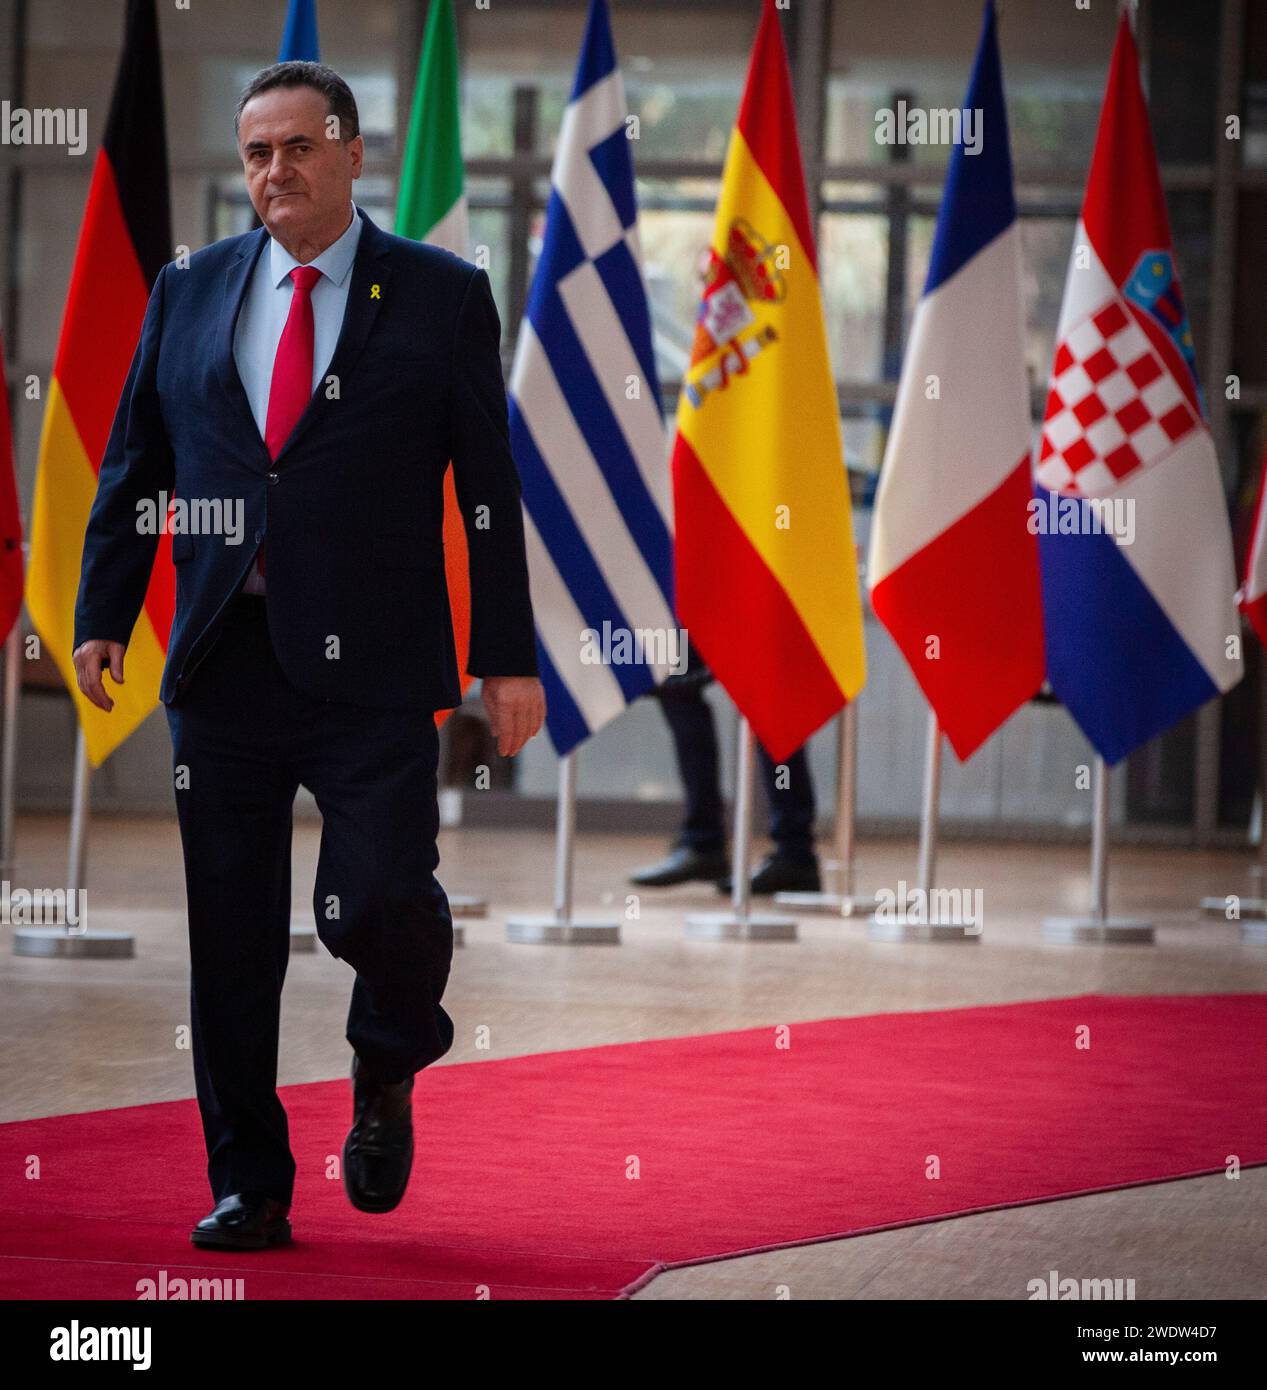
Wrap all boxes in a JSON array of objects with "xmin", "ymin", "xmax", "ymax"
[
  {"xmin": 189, "ymin": 1217, "xmax": 292, "ymax": 1251},
  {"xmin": 342, "ymin": 1132, "xmax": 414, "ymax": 1214}
]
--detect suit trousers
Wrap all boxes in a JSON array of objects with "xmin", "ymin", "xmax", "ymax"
[
  {"xmin": 654, "ymin": 682, "xmax": 817, "ymax": 860},
  {"xmin": 164, "ymin": 592, "xmax": 456, "ymax": 1206}
]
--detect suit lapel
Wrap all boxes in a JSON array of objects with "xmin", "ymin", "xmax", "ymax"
[
  {"xmin": 274, "ymin": 207, "xmax": 394, "ymax": 463},
  {"xmin": 214, "ymin": 225, "xmax": 270, "ymax": 465}
]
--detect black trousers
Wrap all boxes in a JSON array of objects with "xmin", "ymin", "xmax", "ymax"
[
  {"xmin": 164, "ymin": 592, "xmax": 455, "ymax": 1206},
  {"xmin": 655, "ymin": 681, "xmax": 816, "ymax": 860}
]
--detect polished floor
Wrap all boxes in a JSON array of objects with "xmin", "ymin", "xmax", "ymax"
[{"xmin": 1, "ymin": 810, "xmax": 1264, "ymax": 1299}]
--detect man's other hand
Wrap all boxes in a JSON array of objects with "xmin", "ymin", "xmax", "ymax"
[
  {"xmin": 481, "ymin": 676, "xmax": 546, "ymax": 758},
  {"xmin": 72, "ymin": 640, "xmax": 127, "ymax": 713}
]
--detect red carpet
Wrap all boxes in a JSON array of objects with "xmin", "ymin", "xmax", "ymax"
[{"xmin": 2, "ymin": 993, "xmax": 1264, "ymax": 1299}]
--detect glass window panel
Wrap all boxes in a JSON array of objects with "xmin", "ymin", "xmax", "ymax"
[
  {"xmin": 818, "ymin": 197, "xmax": 888, "ymax": 383},
  {"xmin": 459, "ymin": 0, "xmax": 753, "ymax": 160},
  {"xmin": 636, "ymin": 180, "xmax": 720, "ymax": 390},
  {"xmin": 24, "ymin": 0, "xmax": 400, "ymax": 161},
  {"xmin": 826, "ymin": 0, "xmax": 1119, "ymax": 170},
  {"xmin": 1222, "ymin": 413, "xmax": 1267, "ymax": 829}
]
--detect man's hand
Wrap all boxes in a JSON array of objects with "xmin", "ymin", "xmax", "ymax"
[
  {"xmin": 72, "ymin": 640, "xmax": 127, "ymax": 713},
  {"xmin": 481, "ymin": 675, "xmax": 545, "ymax": 757}
]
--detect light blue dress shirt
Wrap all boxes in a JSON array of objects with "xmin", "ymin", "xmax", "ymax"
[{"xmin": 233, "ymin": 203, "xmax": 363, "ymax": 594}]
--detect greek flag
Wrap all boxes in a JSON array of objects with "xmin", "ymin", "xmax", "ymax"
[{"xmin": 508, "ymin": 0, "xmax": 675, "ymax": 756}]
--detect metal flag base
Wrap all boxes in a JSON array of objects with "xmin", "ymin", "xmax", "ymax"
[
  {"xmin": 12, "ymin": 927, "xmax": 135, "ymax": 959},
  {"xmin": 692, "ymin": 717, "xmax": 799, "ymax": 943},
  {"xmin": 506, "ymin": 750, "xmax": 618, "ymax": 944},
  {"xmin": 1041, "ymin": 915, "xmax": 1155, "ymax": 945},
  {"xmin": 505, "ymin": 914, "xmax": 618, "ymax": 945},
  {"xmin": 773, "ymin": 701, "xmax": 861, "ymax": 921},
  {"xmin": 867, "ymin": 915, "xmax": 979, "ymax": 943},
  {"xmin": 1049, "ymin": 756, "xmax": 1153, "ymax": 947},
  {"xmin": 1241, "ymin": 918, "xmax": 1267, "ymax": 946},
  {"xmin": 15, "ymin": 734, "xmax": 136, "ymax": 957},
  {"xmin": 449, "ymin": 894, "xmax": 488, "ymax": 919},
  {"xmin": 773, "ymin": 889, "xmax": 861, "ymax": 917},
  {"xmin": 867, "ymin": 715, "xmax": 975, "ymax": 945},
  {"xmin": 685, "ymin": 910, "xmax": 797, "ymax": 941},
  {"xmin": 1201, "ymin": 894, "xmax": 1267, "ymax": 920}
]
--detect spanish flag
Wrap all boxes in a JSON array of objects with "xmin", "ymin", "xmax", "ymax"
[
  {"xmin": 26, "ymin": 0, "xmax": 172, "ymax": 767},
  {"xmin": 670, "ymin": 0, "xmax": 865, "ymax": 764}
]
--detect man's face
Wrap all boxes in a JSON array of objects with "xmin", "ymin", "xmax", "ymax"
[{"xmin": 238, "ymin": 85, "xmax": 363, "ymax": 242}]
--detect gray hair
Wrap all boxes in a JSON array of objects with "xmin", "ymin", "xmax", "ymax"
[{"xmin": 234, "ymin": 60, "xmax": 360, "ymax": 141}]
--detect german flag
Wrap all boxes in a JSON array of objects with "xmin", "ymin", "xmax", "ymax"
[
  {"xmin": 26, "ymin": 0, "xmax": 172, "ymax": 767},
  {"xmin": 670, "ymin": 0, "xmax": 865, "ymax": 763}
]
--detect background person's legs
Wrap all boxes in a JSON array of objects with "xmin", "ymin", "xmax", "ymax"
[{"xmin": 629, "ymin": 679, "xmax": 730, "ymax": 886}]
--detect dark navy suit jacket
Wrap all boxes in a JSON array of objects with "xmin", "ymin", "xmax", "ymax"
[{"xmin": 73, "ymin": 206, "xmax": 538, "ymax": 711}]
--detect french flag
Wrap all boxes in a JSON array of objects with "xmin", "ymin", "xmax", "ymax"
[
  {"xmin": 1034, "ymin": 14, "xmax": 1242, "ymax": 765},
  {"xmin": 868, "ymin": 1, "xmax": 1043, "ymax": 760}
]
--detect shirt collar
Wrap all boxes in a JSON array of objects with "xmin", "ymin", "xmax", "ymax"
[{"xmin": 268, "ymin": 203, "xmax": 362, "ymax": 290}]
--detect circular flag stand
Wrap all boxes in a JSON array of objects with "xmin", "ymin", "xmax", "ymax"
[
  {"xmin": 506, "ymin": 750, "xmax": 619, "ymax": 944},
  {"xmin": 0, "ymin": 625, "xmax": 20, "ymax": 880},
  {"xmin": 1198, "ymin": 843, "xmax": 1267, "ymax": 941},
  {"xmin": 1199, "ymin": 732, "xmax": 1267, "ymax": 943},
  {"xmin": 867, "ymin": 712, "xmax": 978, "ymax": 943},
  {"xmin": 775, "ymin": 700, "xmax": 860, "ymax": 916},
  {"xmin": 449, "ymin": 894, "xmax": 487, "ymax": 919},
  {"xmin": 13, "ymin": 730, "xmax": 134, "ymax": 958},
  {"xmin": 447, "ymin": 891, "xmax": 485, "ymax": 948},
  {"xmin": 687, "ymin": 716, "xmax": 798, "ymax": 941},
  {"xmin": 1043, "ymin": 755, "xmax": 1153, "ymax": 944}
]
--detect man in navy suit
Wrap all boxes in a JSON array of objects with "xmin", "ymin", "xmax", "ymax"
[{"xmin": 71, "ymin": 61, "xmax": 545, "ymax": 1250}]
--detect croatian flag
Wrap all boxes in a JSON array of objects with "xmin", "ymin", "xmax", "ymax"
[
  {"xmin": 508, "ymin": 0, "xmax": 676, "ymax": 755},
  {"xmin": 868, "ymin": 1, "xmax": 1043, "ymax": 760},
  {"xmin": 1238, "ymin": 445, "xmax": 1267, "ymax": 647},
  {"xmin": 1035, "ymin": 14, "xmax": 1241, "ymax": 764}
]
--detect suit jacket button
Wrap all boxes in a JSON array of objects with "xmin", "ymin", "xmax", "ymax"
[{"xmin": 267, "ymin": 471, "xmax": 278, "ymax": 484}]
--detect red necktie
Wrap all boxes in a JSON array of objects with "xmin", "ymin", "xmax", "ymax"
[{"xmin": 257, "ymin": 265, "xmax": 321, "ymax": 577}]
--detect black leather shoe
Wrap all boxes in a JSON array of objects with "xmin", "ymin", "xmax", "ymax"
[
  {"xmin": 629, "ymin": 845, "xmax": 730, "ymax": 887},
  {"xmin": 343, "ymin": 1055, "xmax": 414, "ymax": 1214},
  {"xmin": 718, "ymin": 851, "xmax": 821, "ymax": 896},
  {"xmin": 190, "ymin": 1193, "xmax": 291, "ymax": 1250}
]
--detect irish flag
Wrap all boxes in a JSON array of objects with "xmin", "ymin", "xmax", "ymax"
[
  {"xmin": 26, "ymin": 0, "xmax": 172, "ymax": 767},
  {"xmin": 396, "ymin": 0, "xmax": 472, "ymax": 724},
  {"xmin": 670, "ymin": 0, "xmax": 865, "ymax": 763}
]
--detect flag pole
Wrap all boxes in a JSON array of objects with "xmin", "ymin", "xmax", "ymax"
[
  {"xmin": 869, "ymin": 711, "xmax": 976, "ymax": 942},
  {"xmin": 687, "ymin": 713, "xmax": 797, "ymax": 941},
  {"xmin": 13, "ymin": 726, "xmax": 133, "ymax": 957},
  {"xmin": 506, "ymin": 748, "xmax": 619, "ymax": 944},
  {"xmin": 1042, "ymin": 755, "xmax": 1153, "ymax": 944},
  {"xmin": 1200, "ymin": 640, "xmax": 1267, "ymax": 941},
  {"xmin": 0, "ymin": 625, "xmax": 19, "ymax": 875},
  {"xmin": 775, "ymin": 699, "xmax": 859, "ymax": 916},
  {"xmin": 66, "ymin": 726, "xmax": 90, "ymax": 893},
  {"xmin": 915, "ymin": 709, "xmax": 941, "ymax": 897}
]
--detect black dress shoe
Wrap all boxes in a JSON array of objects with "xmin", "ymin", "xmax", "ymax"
[
  {"xmin": 343, "ymin": 1055, "xmax": 414, "ymax": 1214},
  {"xmin": 629, "ymin": 845, "xmax": 730, "ymax": 887},
  {"xmin": 190, "ymin": 1193, "xmax": 291, "ymax": 1250},
  {"xmin": 718, "ymin": 851, "xmax": 821, "ymax": 896}
]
